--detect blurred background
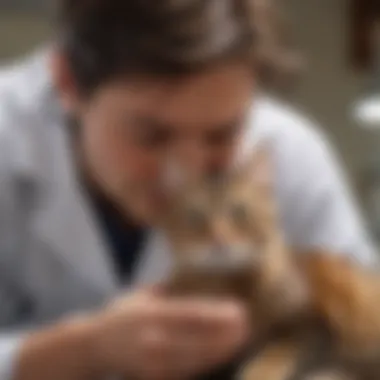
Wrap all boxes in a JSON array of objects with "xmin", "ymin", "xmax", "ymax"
[{"xmin": 1, "ymin": 0, "xmax": 380, "ymax": 242}]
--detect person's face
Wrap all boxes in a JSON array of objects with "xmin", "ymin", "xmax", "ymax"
[{"xmin": 54, "ymin": 58, "xmax": 254, "ymax": 225}]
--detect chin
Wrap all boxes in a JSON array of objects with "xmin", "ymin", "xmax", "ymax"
[
  {"xmin": 126, "ymin": 203, "xmax": 162, "ymax": 227},
  {"xmin": 120, "ymin": 192, "xmax": 168, "ymax": 226}
]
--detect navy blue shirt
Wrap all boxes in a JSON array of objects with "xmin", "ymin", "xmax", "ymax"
[
  {"xmin": 86, "ymin": 188, "xmax": 239, "ymax": 380},
  {"xmin": 90, "ymin": 194, "xmax": 147, "ymax": 283},
  {"xmin": 89, "ymin": 196, "xmax": 239, "ymax": 379}
]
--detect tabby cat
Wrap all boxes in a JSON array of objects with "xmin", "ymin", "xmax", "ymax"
[{"xmin": 160, "ymin": 145, "xmax": 380, "ymax": 380}]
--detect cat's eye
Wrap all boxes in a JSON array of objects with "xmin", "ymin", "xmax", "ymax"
[
  {"xmin": 185, "ymin": 207, "xmax": 207, "ymax": 230},
  {"xmin": 229, "ymin": 203, "xmax": 249, "ymax": 224}
]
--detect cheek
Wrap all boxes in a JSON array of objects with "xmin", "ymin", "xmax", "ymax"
[
  {"xmin": 81, "ymin": 112, "xmax": 162, "ymax": 186},
  {"xmin": 206, "ymin": 143, "xmax": 239, "ymax": 172}
]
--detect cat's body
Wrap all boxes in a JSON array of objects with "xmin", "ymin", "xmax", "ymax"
[
  {"xmin": 239, "ymin": 250, "xmax": 380, "ymax": 380},
  {"xmin": 160, "ymin": 147, "xmax": 380, "ymax": 380}
]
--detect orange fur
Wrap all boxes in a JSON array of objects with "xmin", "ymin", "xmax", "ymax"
[
  {"xmin": 240, "ymin": 339, "xmax": 302, "ymax": 380},
  {"xmin": 300, "ymin": 252, "xmax": 380, "ymax": 359},
  {"xmin": 161, "ymin": 147, "xmax": 380, "ymax": 380}
]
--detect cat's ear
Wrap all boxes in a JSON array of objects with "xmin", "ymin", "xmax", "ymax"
[{"xmin": 235, "ymin": 141, "xmax": 273, "ymax": 190}]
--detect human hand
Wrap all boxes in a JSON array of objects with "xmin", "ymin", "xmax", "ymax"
[{"xmin": 89, "ymin": 287, "xmax": 250, "ymax": 379}]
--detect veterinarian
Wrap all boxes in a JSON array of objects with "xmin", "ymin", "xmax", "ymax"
[{"xmin": 0, "ymin": 0, "xmax": 376, "ymax": 379}]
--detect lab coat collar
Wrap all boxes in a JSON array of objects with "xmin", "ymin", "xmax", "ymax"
[{"xmin": 28, "ymin": 50, "xmax": 173, "ymax": 298}]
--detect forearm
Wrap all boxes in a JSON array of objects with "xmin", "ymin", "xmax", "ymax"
[{"xmin": 13, "ymin": 317, "xmax": 104, "ymax": 380}]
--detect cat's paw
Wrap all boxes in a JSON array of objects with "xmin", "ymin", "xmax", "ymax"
[
  {"xmin": 237, "ymin": 358, "xmax": 295, "ymax": 380},
  {"xmin": 264, "ymin": 271, "xmax": 310, "ymax": 321},
  {"xmin": 303, "ymin": 369, "xmax": 354, "ymax": 380}
]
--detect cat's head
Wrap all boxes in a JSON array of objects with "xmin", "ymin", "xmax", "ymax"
[{"xmin": 159, "ymin": 144, "xmax": 281, "ymax": 273}]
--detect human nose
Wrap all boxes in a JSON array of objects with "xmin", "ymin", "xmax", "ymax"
[{"xmin": 172, "ymin": 139, "xmax": 209, "ymax": 179}]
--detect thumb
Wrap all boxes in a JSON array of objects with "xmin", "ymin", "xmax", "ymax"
[{"xmin": 139, "ymin": 282, "xmax": 168, "ymax": 296}]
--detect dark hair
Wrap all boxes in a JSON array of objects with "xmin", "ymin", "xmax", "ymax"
[{"xmin": 57, "ymin": 0, "xmax": 302, "ymax": 95}]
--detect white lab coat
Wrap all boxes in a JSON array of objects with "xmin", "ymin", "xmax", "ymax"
[{"xmin": 0, "ymin": 51, "xmax": 376, "ymax": 379}]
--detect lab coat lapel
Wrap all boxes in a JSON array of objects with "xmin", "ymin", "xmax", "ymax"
[
  {"xmin": 34, "ymin": 122, "xmax": 174, "ymax": 299},
  {"xmin": 132, "ymin": 231, "xmax": 173, "ymax": 289},
  {"xmin": 29, "ymin": 50, "xmax": 176, "ymax": 298},
  {"xmin": 33, "ymin": 118, "xmax": 119, "ymax": 298},
  {"xmin": 34, "ymin": 121, "xmax": 173, "ymax": 297}
]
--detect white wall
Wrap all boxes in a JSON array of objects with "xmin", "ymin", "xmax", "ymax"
[
  {"xmin": 0, "ymin": 2, "xmax": 378, "ymax": 185},
  {"xmin": 287, "ymin": 0, "xmax": 379, "ymax": 184},
  {"xmin": 0, "ymin": 12, "xmax": 51, "ymax": 60}
]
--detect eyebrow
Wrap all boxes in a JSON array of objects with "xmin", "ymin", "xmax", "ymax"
[
  {"xmin": 130, "ymin": 114, "xmax": 174, "ymax": 131},
  {"xmin": 205, "ymin": 116, "xmax": 246, "ymax": 136},
  {"xmin": 129, "ymin": 112, "xmax": 246, "ymax": 132}
]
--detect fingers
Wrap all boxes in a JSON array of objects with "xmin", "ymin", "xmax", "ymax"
[
  {"xmin": 129, "ymin": 293, "xmax": 249, "ymax": 337},
  {"xmin": 140, "ymin": 297, "xmax": 250, "ymax": 373},
  {"xmin": 156, "ymin": 297, "xmax": 246, "ymax": 325},
  {"xmin": 100, "ymin": 290, "xmax": 250, "ymax": 379},
  {"xmin": 138, "ymin": 328, "xmax": 206, "ymax": 378},
  {"xmin": 135, "ymin": 328, "xmax": 229, "ymax": 379},
  {"xmin": 151, "ymin": 297, "xmax": 249, "ymax": 357}
]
